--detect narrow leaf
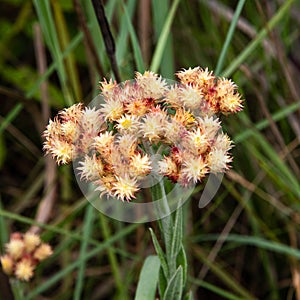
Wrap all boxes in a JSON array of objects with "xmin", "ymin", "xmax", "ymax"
[
  {"xmin": 149, "ymin": 228, "xmax": 169, "ymax": 279},
  {"xmin": 222, "ymin": 0, "xmax": 296, "ymax": 77},
  {"xmin": 150, "ymin": 0, "xmax": 180, "ymax": 73},
  {"xmin": 121, "ymin": 2, "xmax": 145, "ymax": 72},
  {"xmin": 0, "ymin": 103, "xmax": 23, "ymax": 134},
  {"xmin": 134, "ymin": 255, "xmax": 160, "ymax": 300},
  {"xmin": 176, "ymin": 246, "xmax": 187, "ymax": 287},
  {"xmin": 73, "ymin": 205, "xmax": 94, "ymax": 300},
  {"xmin": 163, "ymin": 266, "xmax": 183, "ymax": 300},
  {"xmin": 158, "ymin": 267, "xmax": 168, "ymax": 299},
  {"xmin": 171, "ymin": 205, "xmax": 183, "ymax": 260}
]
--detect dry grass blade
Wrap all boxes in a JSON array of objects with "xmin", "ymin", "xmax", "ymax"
[
  {"xmin": 30, "ymin": 23, "xmax": 57, "ymax": 234},
  {"xmin": 138, "ymin": 0, "xmax": 151, "ymax": 65}
]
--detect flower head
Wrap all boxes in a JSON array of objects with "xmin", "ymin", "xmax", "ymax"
[
  {"xmin": 1, "ymin": 231, "xmax": 53, "ymax": 281},
  {"xmin": 5, "ymin": 237, "xmax": 24, "ymax": 260},
  {"xmin": 135, "ymin": 71, "xmax": 167, "ymax": 99},
  {"xmin": 158, "ymin": 156, "xmax": 179, "ymax": 182},
  {"xmin": 78, "ymin": 154, "xmax": 104, "ymax": 181},
  {"xmin": 207, "ymin": 148, "xmax": 232, "ymax": 172},
  {"xmin": 180, "ymin": 155, "xmax": 208, "ymax": 184},
  {"xmin": 179, "ymin": 85, "xmax": 203, "ymax": 111},
  {"xmin": 140, "ymin": 108, "xmax": 167, "ymax": 143},
  {"xmin": 15, "ymin": 258, "xmax": 35, "ymax": 281},
  {"xmin": 0, "ymin": 255, "xmax": 14, "ymax": 275},
  {"xmin": 33, "ymin": 244, "xmax": 53, "ymax": 261},
  {"xmin": 188, "ymin": 127, "xmax": 210, "ymax": 155},
  {"xmin": 129, "ymin": 153, "xmax": 152, "ymax": 178},
  {"xmin": 112, "ymin": 175, "xmax": 139, "ymax": 201},
  {"xmin": 177, "ymin": 67, "xmax": 215, "ymax": 89},
  {"xmin": 198, "ymin": 115, "xmax": 221, "ymax": 139},
  {"xmin": 43, "ymin": 66, "xmax": 244, "ymax": 202},
  {"xmin": 100, "ymin": 98, "xmax": 124, "ymax": 121},
  {"xmin": 100, "ymin": 78, "xmax": 117, "ymax": 97},
  {"xmin": 23, "ymin": 232, "xmax": 41, "ymax": 253},
  {"xmin": 115, "ymin": 114, "xmax": 140, "ymax": 134}
]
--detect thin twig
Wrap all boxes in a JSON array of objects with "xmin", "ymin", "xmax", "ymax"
[
  {"xmin": 197, "ymin": 201, "xmax": 244, "ymax": 280},
  {"xmin": 30, "ymin": 23, "xmax": 57, "ymax": 234},
  {"xmin": 91, "ymin": 0, "xmax": 121, "ymax": 82},
  {"xmin": 0, "ymin": 115, "xmax": 41, "ymax": 158},
  {"xmin": 138, "ymin": 0, "xmax": 151, "ymax": 65},
  {"xmin": 288, "ymin": 224, "xmax": 300, "ymax": 300},
  {"xmin": 196, "ymin": 166, "xmax": 293, "ymax": 281}
]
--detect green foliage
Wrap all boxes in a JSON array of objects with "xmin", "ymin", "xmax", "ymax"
[{"xmin": 150, "ymin": 200, "xmax": 190, "ymax": 299}]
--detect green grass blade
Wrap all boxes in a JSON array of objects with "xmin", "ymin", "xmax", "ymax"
[
  {"xmin": 197, "ymin": 234, "xmax": 300, "ymax": 259},
  {"xmin": 193, "ymin": 247, "xmax": 256, "ymax": 299},
  {"xmin": 222, "ymin": 0, "xmax": 296, "ymax": 77},
  {"xmin": 247, "ymin": 135, "xmax": 300, "ymax": 197},
  {"xmin": 0, "ymin": 103, "xmax": 22, "ymax": 134},
  {"xmin": 99, "ymin": 213, "xmax": 124, "ymax": 298},
  {"xmin": 33, "ymin": 0, "xmax": 72, "ymax": 104},
  {"xmin": 73, "ymin": 205, "xmax": 94, "ymax": 300},
  {"xmin": 177, "ymin": 246, "xmax": 187, "ymax": 287},
  {"xmin": 234, "ymin": 101, "xmax": 300, "ymax": 143},
  {"xmin": 152, "ymin": 0, "xmax": 174, "ymax": 78},
  {"xmin": 215, "ymin": 0, "xmax": 246, "ymax": 75},
  {"xmin": 150, "ymin": 0, "xmax": 180, "ymax": 73},
  {"xmin": 195, "ymin": 234, "xmax": 300, "ymax": 259},
  {"xmin": 116, "ymin": 0, "xmax": 137, "ymax": 66},
  {"xmin": 81, "ymin": 0, "xmax": 116, "ymax": 75},
  {"xmin": 0, "ymin": 197, "xmax": 9, "ymax": 251},
  {"xmin": 189, "ymin": 278, "xmax": 244, "ymax": 300},
  {"xmin": 121, "ymin": 2, "xmax": 145, "ymax": 72},
  {"xmin": 52, "ymin": 0, "xmax": 82, "ymax": 100},
  {"xmin": 134, "ymin": 255, "xmax": 160, "ymax": 300}
]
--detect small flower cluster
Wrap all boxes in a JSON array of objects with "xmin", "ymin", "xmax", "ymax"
[
  {"xmin": 43, "ymin": 103, "xmax": 104, "ymax": 165},
  {"xmin": 43, "ymin": 67, "xmax": 243, "ymax": 201},
  {"xmin": 0, "ymin": 232, "xmax": 53, "ymax": 281}
]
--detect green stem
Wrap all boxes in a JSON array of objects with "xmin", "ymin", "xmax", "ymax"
[
  {"xmin": 11, "ymin": 279, "xmax": 24, "ymax": 300},
  {"xmin": 151, "ymin": 181, "xmax": 174, "ymax": 274},
  {"xmin": 98, "ymin": 213, "xmax": 126, "ymax": 299}
]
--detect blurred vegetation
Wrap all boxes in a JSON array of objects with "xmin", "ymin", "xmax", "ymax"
[{"xmin": 0, "ymin": 0, "xmax": 300, "ymax": 299}]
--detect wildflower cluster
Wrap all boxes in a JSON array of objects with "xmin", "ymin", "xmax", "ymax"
[
  {"xmin": 1, "ymin": 232, "xmax": 53, "ymax": 281},
  {"xmin": 43, "ymin": 67, "xmax": 243, "ymax": 201}
]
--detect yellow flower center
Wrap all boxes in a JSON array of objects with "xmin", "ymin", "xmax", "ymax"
[{"xmin": 121, "ymin": 119, "xmax": 132, "ymax": 129}]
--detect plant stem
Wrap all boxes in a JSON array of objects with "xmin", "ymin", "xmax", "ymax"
[{"xmin": 98, "ymin": 213, "xmax": 126, "ymax": 299}]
